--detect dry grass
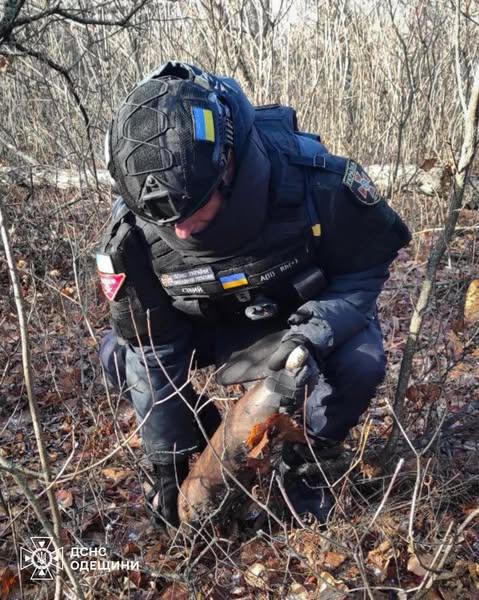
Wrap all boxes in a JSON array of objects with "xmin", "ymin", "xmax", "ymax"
[{"xmin": 0, "ymin": 182, "xmax": 477, "ymax": 598}]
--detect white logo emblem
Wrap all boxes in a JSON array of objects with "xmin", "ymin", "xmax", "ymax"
[{"xmin": 20, "ymin": 537, "xmax": 63, "ymax": 581}]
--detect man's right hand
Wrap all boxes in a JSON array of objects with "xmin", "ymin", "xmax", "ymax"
[
  {"xmin": 265, "ymin": 342, "xmax": 320, "ymax": 414},
  {"xmin": 268, "ymin": 334, "xmax": 311, "ymax": 372}
]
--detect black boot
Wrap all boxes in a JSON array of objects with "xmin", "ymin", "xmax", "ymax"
[
  {"xmin": 282, "ymin": 468, "xmax": 334, "ymax": 523},
  {"xmin": 281, "ymin": 441, "xmax": 340, "ymax": 524},
  {"xmin": 146, "ymin": 461, "xmax": 189, "ymax": 528}
]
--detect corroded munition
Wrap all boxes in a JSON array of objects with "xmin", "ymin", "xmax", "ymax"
[{"xmin": 178, "ymin": 346, "xmax": 309, "ymax": 524}]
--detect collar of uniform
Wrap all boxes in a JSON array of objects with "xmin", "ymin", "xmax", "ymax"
[{"xmin": 157, "ymin": 126, "xmax": 271, "ymax": 261}]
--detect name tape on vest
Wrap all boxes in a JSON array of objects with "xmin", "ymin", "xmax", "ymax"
[{"xmin": 161, "ymin": 266, "xmax": 216, "ymax": 288}]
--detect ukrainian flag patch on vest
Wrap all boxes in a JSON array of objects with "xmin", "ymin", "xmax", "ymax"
[
  {"xmin": 220, "ymin": 272, "xmax": 248, "ymax": 290},
  {"xmin": 192, "ymin": 107, "xmax": 215, "ymax": 142}
]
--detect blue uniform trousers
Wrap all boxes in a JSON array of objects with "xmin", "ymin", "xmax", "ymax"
[{"xmin": 100, "ymin": 317, "xmax": 385, "ymax": 464}]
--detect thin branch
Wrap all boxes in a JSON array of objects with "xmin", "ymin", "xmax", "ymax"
[
  {"xmin": 454, "ymin": 0, "xmax": 467, "ymax": 114},
  {"xmin": 0, "ymin": 0, "xmax": 26, "ymax": 43},
  {"xmin": 10, "ymin": 40, "xmax": 98, "ymax": 183},
  {"xmin": 0, "ymin": 456, "xmax": 84, "ymax": 598},
  {"xmin": 384, "ymin": 62, "xmax": 479, "ymax": 461},
  {"xmin": 14, "ymin": 0, "xmax": 151, "ymax": 28}
]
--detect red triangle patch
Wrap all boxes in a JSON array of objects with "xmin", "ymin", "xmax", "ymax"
[{"xmin": 98, "ymin": 271, "xmax": 126, "ymax": 301}]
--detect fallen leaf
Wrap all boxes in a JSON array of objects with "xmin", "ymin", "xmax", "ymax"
[
  {"xmin": 61, "ymin": 286, "xmax": 76, "ymax": 297},
  {"xmin": 287, "ymin": 582, "xmax": 309, "ymax": 599},
  {"xmin": 244, "ymin": 562, "xmax": 269, "ymax": 590},
  {"xmin": 406, "ymin": 383, "xmax": 442, "ymax": 406},
  {"xmin": 360, "ymin": 461, "xmax": 382, "ymax": 479},
  {"xmin": 420, "ymin": 158, "xmax": 437, "ymax": 171},
  {"xmin": 0, "ymin": 567, "xmax": 17, "ymax": 600},
  {"xmin": 123, "ymin": 542, "xmax": 140, "ymax": 557},
  {"xmin": 367, "ymin": 540, "xmax": 398, "ymax": 582},
  {"xmin": 55, "ymin": 489, "xmax": 74, "ymax": 508},
  {"xmin": 159, "ymin": 583, "xmax": 189, "ymax": 599},
  {"xmin": 322, "ymin": 551, "xmax": 347, "ymax": 570},
  {"xmin": 0, "ymin": 56, "xmax": 10, "ymax": 73},
  {"xmin": 318, "ymin": 570, "xmax": 348, "ymax": 593},
  {"xmin": 288, "ymin": 530, "xmax": 321, "ymax": 568},
  {"xmin": 423, "ymin": 589, "xmax": 444, "ymax": 600},
  {"xmin": 127, "ymin": 434, "xmax": 142, "ymax": 449},
  {"xmin": 446, "ymin": 329, "xmax": 464, "ymax": 360},
  {"xmin": 468, "ymin": 563, "xmax": 479, "ymax": 589},
  {"xmin": 101, "ymin": 467, "xmax": 134, "ymax": 483},
  {"xmin": 464, "ymin": 279, "xmax": 479, "ymax": 324},
  {"xmin": 127, "ymin": 570, "xmax": 148, "ymax": 589},
  {"xmin": 407, "ymin": 553, "xmax": 435, "ymax": 577}
]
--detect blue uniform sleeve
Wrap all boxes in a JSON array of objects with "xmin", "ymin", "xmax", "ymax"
[{"xmin": 285, "ymin": 260, "xmax": 392, "ymax": 357}]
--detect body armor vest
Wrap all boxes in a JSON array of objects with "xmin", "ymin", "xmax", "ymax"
[
  {"xmin": 142, "ymin": 105, "xmax": 330, "ymax": 318},
  {"xmin": 99, "ymin": 104, "xmax": 411, "ymax": 338}
]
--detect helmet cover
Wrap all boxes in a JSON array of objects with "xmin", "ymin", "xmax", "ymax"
[{"xmin": 107, "ymin": 62, "xmax": 245, "ymax": 224}]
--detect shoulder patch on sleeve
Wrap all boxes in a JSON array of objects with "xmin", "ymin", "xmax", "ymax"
[{"xmin": 343, "ymin": 160, "xmax": 381, "ymax": 206}]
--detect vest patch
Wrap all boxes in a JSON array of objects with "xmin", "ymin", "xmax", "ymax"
[
  {"xmin": 220, "ymin": 272, "xmax": 248, "ymax": 289},
  {"xmin": 96, "ymin": 253, "xmax": 115, "ymax": 274},
  {"xmin": 192, "ymin": 107, "xmax": 215, "ymax": 142},
  {"xmin": 161, "ymin": 266, "xmax": 215, "ymax": 288},
  {"xmin": 99, "ymin": 272, "xmax": 126, "ymax": 301},
  {"xmin": 343, "ymin": 160, "xmax": 381, "ymax": 206}
]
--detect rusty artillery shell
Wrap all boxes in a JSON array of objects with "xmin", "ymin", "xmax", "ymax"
[{"xmin": 178, "ymin": 346, "xmax": 310, "ymax": 524}]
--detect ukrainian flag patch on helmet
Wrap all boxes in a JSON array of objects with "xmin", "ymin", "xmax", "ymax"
[
  {"xmin": 192, "ymin": 107, "xmax": 215, "ymax": 142},
  {"xmin": 220, "ymin": 272, "xmax": 248, "ymax": 290}
]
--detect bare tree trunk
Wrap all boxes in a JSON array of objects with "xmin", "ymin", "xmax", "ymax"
[{"xmin": 384, "ymin": 63, "xmax": 479, "ymax": 461}]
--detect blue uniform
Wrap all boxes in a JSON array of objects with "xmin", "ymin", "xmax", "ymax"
[{"xmin": 98, "ymin": 102, "xmax": 410, "ymax": 465}]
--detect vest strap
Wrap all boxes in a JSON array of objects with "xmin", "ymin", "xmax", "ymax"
[{"xmin": 286, "ymin": 152, "xmax": 326, "ymax": 169}]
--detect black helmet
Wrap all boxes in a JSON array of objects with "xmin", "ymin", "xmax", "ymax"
[{"xmin": 106, "ymin": 61, "xmax": 254, "ymax": 225}]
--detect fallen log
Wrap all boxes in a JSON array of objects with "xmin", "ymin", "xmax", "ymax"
[
  {"xmin": 0, "ymin": 165, "xmax": 111, "ymax": 190},
  {"xmin": 1, "ymin": 162, "xmax": 476, "ymax": 205}
]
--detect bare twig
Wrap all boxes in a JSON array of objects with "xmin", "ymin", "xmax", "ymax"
[
  {"xmin": 385, "ymin": 62, "xmax": 479, "ymax": 461},
  {"xmin": 0, "ymin": 456, "xmax": 84, "ymax": 597},
  {"xmin": 0, "ymin": 195, "xmax": 66, "ymax": 598}
]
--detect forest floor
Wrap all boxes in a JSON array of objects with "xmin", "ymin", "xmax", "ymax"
[{"xmin": 0, "ymin": 184, "xmax": 478, "ymax": 599}]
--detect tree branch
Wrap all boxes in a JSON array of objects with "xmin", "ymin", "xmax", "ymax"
[
  {"xmin": 13, "ymin": 0, "xmax": 152, "ymax": 28},
  {"xmin": 10, "ymin": 40, "xmax": 98, "ymax": 183},
  {"xmin": 384, "ymin": 62, "xmax": 479, "ymax": 461},
  {"xmin": 0, "ymin": 194, "xmax": 66, "ymax": 597},
  {"xmin": 0, "ymin": 456, "xmax": 84, "ymax": 598},
  {"xmin": 0, "ymin": 0, "xmax": 25, "ymax": 43}
]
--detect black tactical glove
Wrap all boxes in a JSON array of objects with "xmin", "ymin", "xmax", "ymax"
[
  {"xmin": 268, "ymin": 334, "xmax": 311, "ymax": 371},
  {"xmin": 266, "ymin": 342, "xmax": 320, "ymax": 414},
  {"xmin": 280, "ymin": 303, "xmax": 335, "ymax": 360}
]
